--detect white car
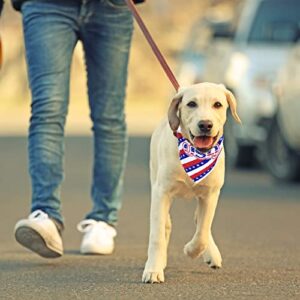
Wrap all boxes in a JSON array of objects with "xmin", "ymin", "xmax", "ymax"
[
  {"xmin": 203, "ymin": 0, "xmax": 300, "ymax": 167},
  {"xmin": 177, "ymin": 15, "xmax": 234, "ymax": 87},
  {"xmin": 262, "ymin": 44, "xmax": 300, "ymax": 182}
]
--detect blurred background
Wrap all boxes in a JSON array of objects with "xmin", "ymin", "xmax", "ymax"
[
  {"xmin": 0, "ymin": 1, "xmax": 300, "ymax": 297},
  {"xmin": 0, "ymin": 0, "xmax": 300, "ymax": 181},
  {"xmin": 0, "ymin": 0, "xmax": 214, "ymax": 136}
]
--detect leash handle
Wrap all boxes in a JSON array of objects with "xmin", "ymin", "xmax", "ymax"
[{"xmin": 125, "ymin": 0, "xmax": 180, "ymax": 92}]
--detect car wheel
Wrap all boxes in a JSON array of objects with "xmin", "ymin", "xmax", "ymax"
[{"xmin": 265, "ymin": 117, "xmax": 300, "ymax": 182}]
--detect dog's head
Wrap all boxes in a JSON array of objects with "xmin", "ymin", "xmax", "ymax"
[{"xmin": 168, "ymin": 82, "xmax": 241, "ymax": 151}]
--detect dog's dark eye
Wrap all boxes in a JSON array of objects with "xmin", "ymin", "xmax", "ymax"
[
  {"xmin": 187, "ymin": 101, "xmax": 197, "ymax": 108},
  {"xmin": 213, "ymin": 101, "xmax": 222, "ymax": 109}
]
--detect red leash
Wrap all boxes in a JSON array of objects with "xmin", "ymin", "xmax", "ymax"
[{"xmin": 125, "ymin": 0, "xmax": 180, "ymax": 92}]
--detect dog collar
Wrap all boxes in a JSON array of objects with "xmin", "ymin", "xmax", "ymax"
[{"xmin": 174, "ymin": 129, "xmax": 224, "ymax": 183}]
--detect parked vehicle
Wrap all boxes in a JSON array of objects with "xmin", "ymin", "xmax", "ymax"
[
  {"xmin": 203, "ymin": 0, "xmax": 300, "ymax": 167},
  {"xmin": 262, "ymin": 44, "xmax": 300, "ymax": 182},
  {"xmin": 177, "ymin": 10, "xmax": 235, "ymax": 87}
]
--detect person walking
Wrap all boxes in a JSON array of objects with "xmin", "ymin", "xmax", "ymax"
[{"xmin": 12, "ymin": 0, "xmax": 143, "ymax": 258}]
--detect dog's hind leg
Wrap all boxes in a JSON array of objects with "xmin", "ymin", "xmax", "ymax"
[
  {"xmin": 203, "ymin": 231, "xmax": 222, "ymax": 269},
  {"xmin": 142, "ymin": 184, "xmax": 172, "ymax": 283},
  {"xmin": 184, "ymin": 188, "xmax": 220, "ymax": 259}
]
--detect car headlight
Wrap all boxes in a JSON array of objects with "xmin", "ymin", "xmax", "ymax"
[{"xmin": 225, "ymin": 52, "xmax": 249, "ymax": 88}]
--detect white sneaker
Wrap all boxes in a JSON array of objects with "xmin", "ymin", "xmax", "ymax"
[
  {"xmin": 77, "ymin": 220, "xmax": 117, "ymax": 255},
  {"xmin": 14, "ymin": 210, "xmax": 63, "ymax": 258}
]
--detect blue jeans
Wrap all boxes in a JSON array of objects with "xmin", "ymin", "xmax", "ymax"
[{"xmin": 21, "ymin": 0, "xmax": 134, "ymax": 226}]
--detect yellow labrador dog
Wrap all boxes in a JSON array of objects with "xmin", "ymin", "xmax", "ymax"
[{"xmin": 142, "ymin": 82, "xmax": 241, "ymax": 283}]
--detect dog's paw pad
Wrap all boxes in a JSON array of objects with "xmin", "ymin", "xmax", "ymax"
[
  {"xmin": 210, "ymin": 264, "xmax": 221, "ymax": 270},
  {"xmin": 204, "ymin": 259, "xmax": 222, "ymax": 269},
  {"xmin": 142, "ymin": 270, "xmax": 165, "ymax": 284}
]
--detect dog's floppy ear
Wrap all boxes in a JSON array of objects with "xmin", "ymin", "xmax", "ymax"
[
  {"xmin": 168, "ymin": 89, "xmax": 185, "ymax": 131},
  {"xmin": 224, "ymin": 89, "xmax": 242, "ymax": 124}
]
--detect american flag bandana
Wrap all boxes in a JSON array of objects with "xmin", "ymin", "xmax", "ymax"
[{"xmin": 174, "ymin": 129, "xmax": 224, "ymax": 183}]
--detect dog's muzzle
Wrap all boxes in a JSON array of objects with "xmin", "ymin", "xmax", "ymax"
[{"xmin": 189, "ymin": 130, "xmax": 218, "ymax": 151}]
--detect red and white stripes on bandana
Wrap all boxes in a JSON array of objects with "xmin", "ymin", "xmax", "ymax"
[{"xmin": 174, "ymin": 129, "xmax": 224, "ymax": 183}]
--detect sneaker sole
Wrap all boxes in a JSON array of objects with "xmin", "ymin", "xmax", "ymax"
[{"xmin": 15, "ymin": 226, "xmax": 62, "ymax": 258}]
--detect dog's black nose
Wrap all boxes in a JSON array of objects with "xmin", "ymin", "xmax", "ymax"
[{"xmin": 198, "ymin": 120, "xmax": 213, "ymax": 133}]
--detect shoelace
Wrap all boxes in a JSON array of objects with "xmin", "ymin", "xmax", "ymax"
[
  {"xmin": 29, "ymin": 210, "xmax": 49, "ymax": 220},
  {"xmin": 77, "ymin": 220, "xmax": 117, "ymax": 237}
]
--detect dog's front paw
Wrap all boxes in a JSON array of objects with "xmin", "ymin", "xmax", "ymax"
[
  {"xmin": 203, "ymin": 247, "xmax": 222, "ymax": 269},
  {"xmin": 142, "ymin": 269, "xmax": 165, "ymax": 284},
  {"xmin": 184, "ymin": 240, "xmax": 207, "ymax": 259}
]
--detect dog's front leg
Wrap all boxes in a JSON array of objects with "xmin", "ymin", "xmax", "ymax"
[
  {"xmin": 202, "ymin": 230, "xmax": 222, "ymax": 269},
  {"xmin": 142, "ymin": 184, "xmax": 171, "ymax": 283},
  {"xmin": 184, "ymin": 188, "xmax": 220, "ymax": 259}
]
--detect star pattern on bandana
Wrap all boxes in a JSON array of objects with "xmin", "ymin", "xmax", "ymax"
[{"xmin": 174, "ymin": 129, "xmax": 224, "ymax": 183}]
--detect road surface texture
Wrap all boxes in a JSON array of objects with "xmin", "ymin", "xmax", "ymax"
[{"xmin": 0, "ymin": 137, "xmax": 299, "ymax": 299}]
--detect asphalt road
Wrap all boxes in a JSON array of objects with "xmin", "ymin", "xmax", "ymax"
[{"xmin": 0, "ymin": 137, "xmax": 299, "ymax": 299}]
